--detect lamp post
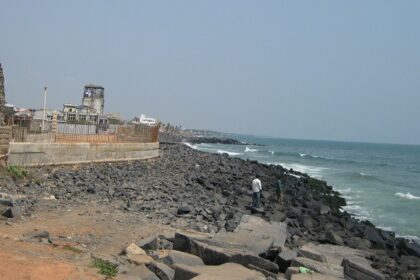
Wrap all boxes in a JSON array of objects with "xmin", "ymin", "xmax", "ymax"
[{"xmin": 42, "ymin": 86, "xmax": 47, "ymax": 131}]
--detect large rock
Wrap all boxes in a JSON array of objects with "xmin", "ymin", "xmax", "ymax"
[
  {"xmin": 290, "ymin": 273, "xmax": 342, "ymax": 280},
  {"xmin": 138, "ymin": 235, "xmax": 159, "ymax": 251},
  {"xmin": 345, "ymin": 237, "xmax": 371, "ymax": 250},
  {"xmin": 174, "ymin": 231, "xmax": 213, "ymax": 252},
  {"xmin": 234, "ymin": 215, "xmax": 287, "ymax": 248},
  {"xmin": 302, "ymin": 244, "xmax": 365, "ymax": 266},
  {"xmin": 325, "ymin": 231, "xmax": 344, "ymax": 246},
  {"xmin": 276, "ymin": 246, "xmax": 298, "ymax": 273},
  {"xmin": 163, "ymin": 250, "xmax": 205, "ymax": 267},
  {"xmin": 364, "ymin": 227, "xmax": 386, "ymax": 249},
  {"xmin": 123, "ymin": 243, "xmax": 154, "ymax": 265},
  {"xmin": 147, "ymin": 262, "xmax": 175, "ymax": 280},
  {"xmin": 117, "ymin": 265, "xmax": 159, "ymax": 280},
  {"xmin": 291, "ymin": 257, "xmax": 343, "ymax": 278},
  {"xmin": 341, "ymin": 257, "xmax": 385, "ymax": 280},
  {"xmin": 297, "ymin": 245, "xmax": 327, "ymax": 263},
  {"xmin": 211, "ymin": 231, "xmax": 273, "ymax": 256},
  {"xmin": 396, "ymin": 239, "xmax": 420, "ymax": 258},
  {"xmin": 173, "ymin": 262, "xmax": 265, "ymax": 280},
  {"xmin": 189, "ymin": 239, "xmax": 279, "ymax": 273}
]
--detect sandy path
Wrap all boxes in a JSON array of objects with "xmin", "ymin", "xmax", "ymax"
[{"xmin": 0, "ymin": 201, "xmax": 174, "ymax": 280}]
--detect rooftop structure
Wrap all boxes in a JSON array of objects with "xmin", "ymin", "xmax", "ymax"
[{"xmin": 82, "ymin": 84, "xmax": 104, "ymax": 116}]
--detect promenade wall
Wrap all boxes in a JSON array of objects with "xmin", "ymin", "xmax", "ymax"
[{"xmin": 8, "ymin": 142, "xmax": 159, "ymax": 166}]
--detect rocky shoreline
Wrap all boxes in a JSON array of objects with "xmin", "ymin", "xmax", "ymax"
[{"xmin": 0, "ymin": 143, "xmax": 419, "ymax": 279}]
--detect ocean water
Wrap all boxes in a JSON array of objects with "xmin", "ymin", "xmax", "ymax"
[{"xmin": 186, "ymin": 135, "xmax": 420, "ymax": 240}]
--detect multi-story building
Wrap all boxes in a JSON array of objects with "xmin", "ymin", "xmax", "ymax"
[{"xmin": 82, "ymin": 84, "xmax": 104, "ymax": 117}]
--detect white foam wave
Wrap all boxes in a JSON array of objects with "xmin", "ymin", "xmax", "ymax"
[
  {"xmin": 183, "ymin": 142, "xmax": 198, "ymax": 150},
  {"xmin": 278, "ymin": 162, "xmax": 328, "ymax": 179},
  {"xmin": 336, "ymin": 187, "xmax": 352, "ymax": 194},
  {"xmin": 245, "ymin": 146, "xmax": 258, "ymax": 153},
  {"xmin": 268, "ymin": 150, "xmax": 275, "ymax": 155},
  {"xmin": 396, "ymin": 234, "xmax": 419, "ymax": 241},
  {"xmin": 377, "ymin": 225, "xmax": 393, "ymax": 232},
  {"xmin": 395, "ymin": 192, "xmax": 420, "ymax": 200},
  {"xmin": 216, "ymin": 149, "xmax": 242, "ymax": 156},
  {"xmin": 299, "ymin": 153, "xmax": 321, "ymax": 159}
]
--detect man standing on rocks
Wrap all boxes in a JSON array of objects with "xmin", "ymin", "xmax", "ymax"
[{"xmin": 252, "ymin": 175, "xmax": 262, "ymax": 208}]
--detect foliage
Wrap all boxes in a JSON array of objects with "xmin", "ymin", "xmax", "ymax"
[
  {"xmin": 7, "ymin": 165, "xmax": 27, "ymax": 178},
  {"xmin": 92, "ymin": 258, "xmax": 118, "ymax": 278}
]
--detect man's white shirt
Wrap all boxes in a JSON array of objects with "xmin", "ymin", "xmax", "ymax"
[{"xmin": 252, "ymin": 178, "xmax": 262, "ymax": 193}]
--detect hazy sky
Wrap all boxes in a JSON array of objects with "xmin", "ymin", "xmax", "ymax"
[{"xmin": 1, "ymin": 1, "xmax": 419, "ymax": 144}]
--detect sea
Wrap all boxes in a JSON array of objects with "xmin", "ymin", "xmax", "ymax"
[{"xmin": 185, "ymin": 134, "xmax": 420, "ymax": 240}]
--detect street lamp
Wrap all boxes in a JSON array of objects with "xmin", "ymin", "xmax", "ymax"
[{"xmin": 42, "ymin": 86, "xmax": 47, "ymax": 131}]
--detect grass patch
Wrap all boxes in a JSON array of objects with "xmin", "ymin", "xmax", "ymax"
[
  {"xmin": 92, "ymin": 258, "xmax": 119, "ymax": 278},
  {"xmin": 7, "ymin": 165, "xmax": 28, "ymax": 178}
]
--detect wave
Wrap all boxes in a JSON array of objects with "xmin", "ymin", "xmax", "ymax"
[
  {"xmin": 396, "ymin": 234, "xmax": 419, "ymax": 241},
  {"xmin": 183, "ymin": 142, "xmax": 198, "ymax": 150},
  {"xmin": 245, "ymin": 146, "xmax": 258, "ymax": 153},
  {"xmin": 216, "ymin": 149, "xmax": 242, "ymax": 156},
  {"xmin": 277, "ymin": 162, "xmax": 328, "ymax": 179},
  {"xmin": 395, "ymin": 192, "xmax": 420, "ymax": 200}
]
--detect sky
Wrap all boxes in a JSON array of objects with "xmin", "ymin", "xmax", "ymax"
[{"xmin": 1, "ymin": 1, "xmax": 419, "ymax": 145}]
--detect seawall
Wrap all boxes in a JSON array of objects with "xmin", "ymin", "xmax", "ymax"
[{"xmin": 7, "ymin": 142, "xmax": 159, "ymax": 166}]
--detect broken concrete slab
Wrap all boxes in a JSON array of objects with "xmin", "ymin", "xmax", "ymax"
[
  {"xmin": 341, "ymin": 257, "xmax": 385, "ymax": 280},
  {"xmin": 163, "ymin": 250, "xmax": 205, "ymax": 267},
  {"xmin": 173, "ymin": 263, "xmax": 265, "ymax": 280},
  {"xmin": 291, "ymin": 257, "xmax": 343, "ymax": 278}
]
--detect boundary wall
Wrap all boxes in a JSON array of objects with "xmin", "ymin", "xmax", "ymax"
[{"xmin": 8, "ymin": 142, "xmax": 159, "ymax": 166}]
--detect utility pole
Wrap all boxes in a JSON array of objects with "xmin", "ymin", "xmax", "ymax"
[{"xmin": 42, "ymin": 86, "xmax": 47, "ymax": 131}]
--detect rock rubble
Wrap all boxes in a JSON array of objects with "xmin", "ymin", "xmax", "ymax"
[{"xmin": 0, "ymin": 143, "xmax": 419, "ymax": 278}]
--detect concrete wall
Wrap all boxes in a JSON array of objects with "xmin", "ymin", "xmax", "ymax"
[
  {"xmin": 8, "ymin": 142, "xmax": 159, "ymax": 166},
  {"xmin": 0, "ymin": 126, "xmax": 11, "ymax": 155}
]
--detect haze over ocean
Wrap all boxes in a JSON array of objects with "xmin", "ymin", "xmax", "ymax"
[{"xmin": 187, "ymin": 135, "xmax": 420, "ymax": 239}]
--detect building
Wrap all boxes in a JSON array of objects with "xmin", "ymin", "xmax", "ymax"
[
  {"xmin": 82, "ymin": 84, "xmax": 104, "ymax": 116},
  {"xmin": 63, "ymin": 104, "xmax": 99, "ymax": 123},
  {"xmin": 62, "ymin": 84, "xmax": 105, "ymax": 124},
  {"xmin": 130, "ymin": 114, "xmax": 158, "ymax": 126}
]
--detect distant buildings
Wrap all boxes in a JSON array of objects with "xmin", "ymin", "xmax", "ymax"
[{"xmin": 130, "ymin": 114, "xmax": 158, "ymax": 126}]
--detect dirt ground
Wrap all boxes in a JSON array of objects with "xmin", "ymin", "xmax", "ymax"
[{"xmin": 0, "ymin": 201, "xmax": 175, "ymax": 280}]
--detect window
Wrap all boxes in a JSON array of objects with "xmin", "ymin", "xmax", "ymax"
[
  {"xmin": 80, "ymin": 115, "xmax": 86, "ymax": 121},
  {"xmin": 68, "ymin": 113, "xmax": 76, "ymax": 121}
]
